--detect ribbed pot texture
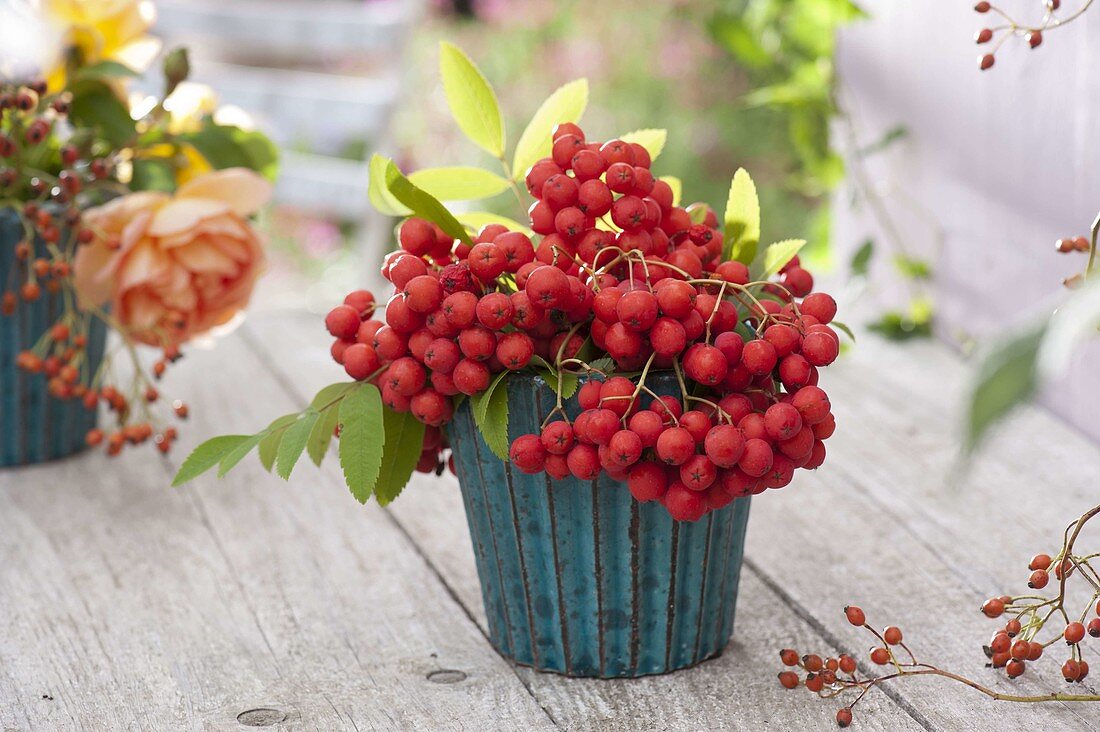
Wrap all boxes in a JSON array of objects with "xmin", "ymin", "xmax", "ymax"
[
  {"xmin": 448, "ymin": 371, "xmax": 751, "ymax": 678},
  {"xmin": 0, "ymin": 207, "xmax": 106, "ymax": 467}
]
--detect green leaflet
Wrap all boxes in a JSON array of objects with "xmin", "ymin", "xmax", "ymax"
[
  {"xmin": 407, "ymin": 166, "xmax": 510, "ymax": 201},
  {"xmin": 257, "ymin": 413, "xmax": 301, "ymax": 472},
  {"xmin": 374, "ymin": 408, "xmax": 426, "ymax": 506},
  {"xmin": 367, "ymin": 154, "xmax": 412, "ymax": 217},
  {"xmin": 471, "ymin": 371, "xmax": 510, "ymax": 461},
  {"xmin": 439, "ymin": 42, "xmax": 505, "ymax": 158},
  {"xmin": 338, "ymin": 383, "xmax": 385, "ymax": 503},
  {"xmin": 724, "ymin": 168, "xmax": 760, "ymax": 264},
  {"xmin": 512, "ymin": 78, "xmax": 588, "ymax": 180},
  {"xmin": 372, "ymin": 154, "xmax": 472, "ymax": 246},
  {"xmin": 172, "ymin": 435, "xmax": 251, "ymax": 486},
  {"xmin": 753, "ymin": 239, "xmax": 807, "ymax": 281},
  {"xmin": 217, "ymin": 433, "xmax": 266, "ymax": 477},
  {"xmin": 275, "ymin": 411, "xmax": 320, "ymax": 480}
]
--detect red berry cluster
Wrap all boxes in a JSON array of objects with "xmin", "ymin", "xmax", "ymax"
[
  {"xmin": 325, "ymin": 123, "xmax": 841, "ymax": 513},
  {"xmin": 980, "ymin": 551, "xmax": 1098, "ymax": 683},
  {"xmin": 1, "ymin": 77, "xmax": 184, "ymax": 456}
]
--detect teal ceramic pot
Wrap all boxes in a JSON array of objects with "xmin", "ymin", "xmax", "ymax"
[
  {"xmin": 448, "ymin": 372, "xmax": 751, "ymax": 678},
  {"xmin": 0, "ymin": 207, "xmax": 106, "ymax": 466}
]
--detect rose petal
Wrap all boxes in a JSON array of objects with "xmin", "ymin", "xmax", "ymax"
[
  {"xmin": 172, "ymin": 239, "xmax": 240, "ymax": 277},
  {"xmin": 148, "ymin": 198, "xmax": 231, "ymax": 237},
  {"xmin": 176, "ymin": 167, "xmax": 272, "ymax": 217}
]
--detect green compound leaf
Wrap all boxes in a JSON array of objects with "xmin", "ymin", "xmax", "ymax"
[
  {"xmin": 374, "ymin": 408, "xmax": 426, "ymax": 506},
  {"xmin": 407, "ymin": 166, "xmax": 510, "ymax": 201},
  {"xmin": 724, "ymin": 168, "xmax": 761, "ymax": 265},
  {"xmin": 512, "ymin": 78, "xmax": 588, "ymax": 180},
  {"xmin": 172, "ymin": 435, "xmax": 251, "ymax": 486},
  {"xmin": 338, "ymin": 383, "xmax": 385, "ymax": 503},
  {"xmin": 275, "ymin": 411, "xmax": 320, "ymax": 480},
  {"xmin": 439, "ymin": 41, "xmax": 505, "ymax": 158},
  {"xmin": 471, "ymin": 371, "xmax": 510, "ymax": 461},
  {"xmin": 620, "ymin": 128, "xmax": 667, "ymax": 161}
]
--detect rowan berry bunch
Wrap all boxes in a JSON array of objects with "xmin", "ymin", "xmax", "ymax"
[
  {"xmin": 777, "ymin": 504, "xmax": 1100, "ymax": 727},
  {"xmin": 1, "ymin": 77, "xmax": 187, "ymax": 456},
  {"xmin": 323, "ymin": 122, "xmax": 842, "ymax": 518},
  {"xmin": 974, "ymin": 0, "xmax": 1094, "ymax": 70}
]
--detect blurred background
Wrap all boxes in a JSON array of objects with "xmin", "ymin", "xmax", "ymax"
[{"xmin": 150, "ymin": 0, "xmax": 1100, "ymax": 439}]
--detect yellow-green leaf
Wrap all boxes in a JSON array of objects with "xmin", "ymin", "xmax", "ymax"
[
  {"xmin": 439, "ymin": 41, "xmax": 505, "ymax": 158},
  {"xmin": 408, "ymin": 166, "xmax": 510, "ymax": 201},
  {"xmin": 373, "ymin": 154, "xmax": 472, "ymax": 245},
  {"xmin": 724, "ymin": 168, "xmax": 760, "ymax": 264},
  {"xmin": 455, "ymin": 211, "xmax": 533, "ymax": 237},
  {"xmin": 620, "ymin": 128, "xmax": 667, "ymax": 161},
  {"xmin": 511, "ymin": 78, "xmax": 588, "ymax": 180},
  {"xmin": 338, "ymin": 383, "xmax": 385, "ymax": 503},
  {"xmin": 659, "ymin": 175, "xmax": 682, "ymax": 206},
  {"xmin": 367, "ymin": 154, "xmax": 411, "ymax": 217},
  {"xmin": 754, "ymin": 239, "xmax": 807, "ymax": 281}
]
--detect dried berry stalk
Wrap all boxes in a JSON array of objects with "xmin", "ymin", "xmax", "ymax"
[
  {"xmin": 974, "ymin": 0, "xmax": 1095, "ymax": 70},
  {"xmin": 778, "ymin": 501, "xmax": 1100, "ymax": 727}
]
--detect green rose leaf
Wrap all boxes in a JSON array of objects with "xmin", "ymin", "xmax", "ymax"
[
  {"xmin": 172, "ymin": 435, "xmax": 252, "ymax": 486},
  {"xmin": 130, "ymin": 159, "xmax": 175, "ymax": 192},
  {"xmin": 372, "ymin": 154, "xmax": 472, "ymax": 246},
  {"xmin": 374, "ymin": 408, "xmax": 426, "ymax": 506},
  {"xmin": 471, "ymin": 371, "xmax": 510, "ymax": 460},
  {"xmin": 338, "ymin": 382, "xmax": 385, "ymax": 503},
  {"xmin": 75, "ymin": 60, "xmax": 138, "ymax": 82},
  {"xmin": 407, "ymin": 166, "xmax": 511, "ymax": 201},
  {"xmin": 620, "ymin": 128, "xmax": 667, "ymax": 161},
  {"xmin": 439, "ymin": 42, "xmax": 505, "ymax": 158},
  {"xmin": 179, "ymin": 122, "xmax": 280, "ymax": 181},
  {"xmin": 724, "ymin": 168, "xmax": 761, "ymax": 265},
  {"xmin": 276, "ymin": 411, "xmax": 320, "ymax": 480},
  {"xmin": 511, "ymin": 78, "xmax": 588, "ymax": 180},
  {"xmin": 68, "ymin": 79, "xmax": 136, "ymax": 147}
]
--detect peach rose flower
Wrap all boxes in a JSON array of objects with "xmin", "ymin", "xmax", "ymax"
[{"xmin": 75, "ymin": 168, "xmax": 271, "ymax": 347}]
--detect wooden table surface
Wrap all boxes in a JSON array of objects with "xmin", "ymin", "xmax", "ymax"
[{"xmin": 2, "ymin": 310, "xmax": 1098, "ymax": 731}]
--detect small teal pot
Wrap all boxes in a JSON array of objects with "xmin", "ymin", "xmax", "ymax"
[
  {"xmin": 448, "ymin": 372, "xmax": 751, "ymax": 678},
  {"xmin": 0, "ymin": 207, "xmax": 106, "ymax": 467}
]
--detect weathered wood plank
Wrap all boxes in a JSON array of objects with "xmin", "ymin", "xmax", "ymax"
[
  {"xmin": 245, "ymin": 312, "xmax": 925, "ymax": 730},
  {"xmin": 0, "ymin": 332, "xmax": 554, "ymax": 731}
]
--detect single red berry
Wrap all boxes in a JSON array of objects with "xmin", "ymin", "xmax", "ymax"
[
  {"xmin": 1028, "ymin": 569, "xmax": 1049, "ymax": 589},
  {"xmin": 608, "ymin": 429, "xmax": 643, "ymax": 467},
  {"xmin": 627, "ymin": 461, "xmax": 669, "ymax": 502},
  {"xmin": 1028, "ymin": 553, "xmax": 1052, "ymax": 571},
  {"xmin": 836, "ymin": 708, "xmax": 853, "ymax": 728},
  {"xmin": 704, "ymin": 425, "xmax": 746, "ymax": 468},
  {"xmin": 343, "ymin": 343, "xmax": 380, "ymax": 380},
  {"xmin": 403, "ymin": 275, "xmax": 444, "ymax": 313},
  {"xmin": 496, "ymin": 332, "xmax": 535, "ymax": 370},
  {"xmin": 664, "ymin": 481, "xmax": 707, "ymax": 522},
  {"xmin": 764, "ymin": 403, "xmax": 803, "ymax": 441},
  {"xmin": 844, "ymin": 606, "xmax": 865, "ymax": 626},
  {"xmin": 1065, "ymin": 622, "xmax": 1086, "ymax": 644},
  {"xmin": 656, "ymin": 427, "xmax": 696, "ymax": 466},
  {"xmin": 616, "ymin": 290, "xmax": 659, "ymax": 332},
  {"xmin": 525, "ymin": 265, "xmax": 570, "ymax": 309},
  {"xmin": 738, "ymin": 438, "xmax": 773, "ymax": 478},
  {"xmin": 452, "ymin": 358, "xmax": 491, "ymax": 395},
  {"xmin": 679, "ymin": 454, "xmax": 717, "ymax": 491},
  {"xmin": 742, "ymin": 339, "xmax": 777, "ymax": 375},
  {"xmin": 399, "ymin": 218, "xmax": 436, "ymax": 256},
  {"xmin": 1087, "ymin": 618, "xmax": 1100, "ymax": 638},
  {"xmin": 883, "ymin": 626, "xmax": 903, "ymax": 645},
  {"xmin": 325, "ymin": 304, "xmax": 361, "ymax": 340},
  {"xmin": 777, "ymin": 671, "xmax": 799, "ymax": 690},
  {"xmin": 683, "ymin": 344, "xmax": 728, "ymax": 386},
  {"xmin": 566, "ymin": 443, "xmax": 601, "ymax": 480},
  {"xmin": 869, "ymin": 647, "xmax": 890, "ymax": 665},
  {"xmin": 981, "ymin": 598, "xmax": 1005, "ymax": 618},
  {"xmin": 510, "ymin": 434, "xmax": 547, "ymax": 474},
  {"xmin": 802, "ymin": 332, "xmax": 839, "ymax": 367},
  {"xmin": 980, "ymin": 53, "xmax": 995, "ymax": 70}
]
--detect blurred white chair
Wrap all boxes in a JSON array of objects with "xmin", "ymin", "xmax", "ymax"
[{"xmin": 154, "ymin": 0, "xmax": 419, "ymax": 227}]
